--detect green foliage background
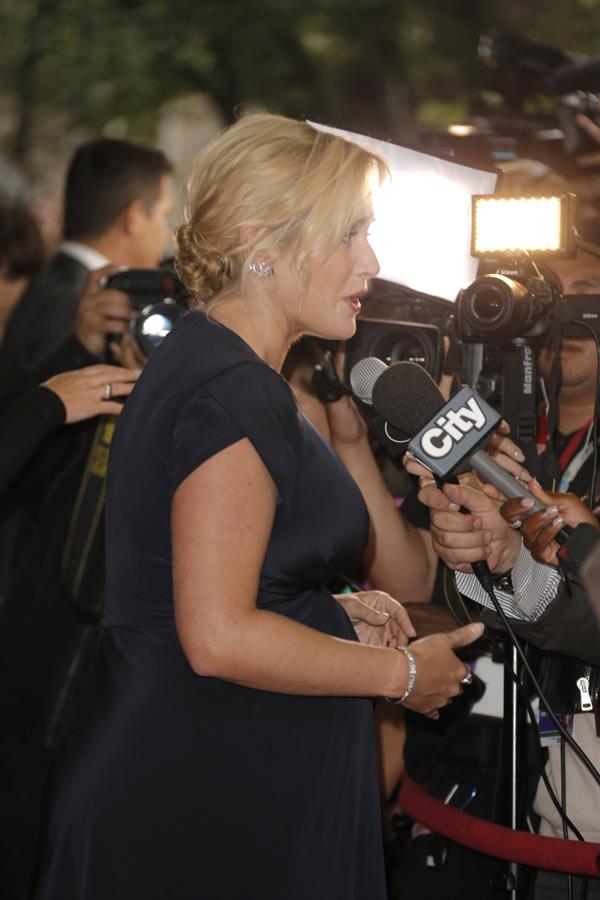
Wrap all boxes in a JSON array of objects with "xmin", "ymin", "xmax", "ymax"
[{"xmin": 2, "ymin": 0, "xmax": 600, "ymax": 180}]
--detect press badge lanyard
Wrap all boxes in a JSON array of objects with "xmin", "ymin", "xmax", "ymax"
[{"xmin": 537, "ymin": 409, "xmax": 594, "ymax": 492}]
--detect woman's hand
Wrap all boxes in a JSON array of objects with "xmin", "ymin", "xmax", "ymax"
[
  {"xmin": 326, "ymin": 394, "xmax": 368, "ymax": 448},
  {"xmin": 399, "ymin": 622, "xmax": 484, "ymax": 718},
  {"xmin": 324, "ymin": 350, "xmax": 368, "ymax": 449},
  {"xmin": 335, "ymin": 590, "xmax": 416, "ymax": 648},
  {"xmin": 43, "ymin": 364, "xmax": 141, "ymax": 423},
  {"xmin": 500, "ymin": 479, "xmax": 600, "ymax": 566}
]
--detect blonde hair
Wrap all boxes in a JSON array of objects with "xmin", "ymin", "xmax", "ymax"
[{"xmin": 175, "ymin": 112, "xmax": 387, "ymax": 308}]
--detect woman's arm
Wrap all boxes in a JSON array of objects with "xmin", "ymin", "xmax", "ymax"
[
  {"xmin": 0, "ymin": 364, "xmax": 138, "ymax": 497},
  {"xmin": 171, "ymin": 436, "xmax": 481, "ymax": 712},
  {"xmin": 325, "ymin": 393, "xmax": 437, "ymax": 602},
  {"xmin": 338, "ymin": 436, "xmax": 437, "ymax": 602}
]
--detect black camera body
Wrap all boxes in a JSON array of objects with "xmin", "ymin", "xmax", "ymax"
[
  {"xmin": 458, "ymin": 258, "xmax": 559, "ymax": 343},
  {"xmin": 105, "ymin": 268, "xmax": 188, "ymax": 356},
  {"xmin": 458, "ymin": 254, "xmax": 600, "ymax": 345},
  {"xmin": 345, "ymin": 317, "xmax": 443, "ymax": 383},
  {"xmin": 341, "ymin": 278, "xmax": 454, "ymax": 383}
]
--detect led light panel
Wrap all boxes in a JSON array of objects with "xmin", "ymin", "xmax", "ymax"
[{"xmin": 472, "ymin": 194, "xmax": 576, "ymax": 257}]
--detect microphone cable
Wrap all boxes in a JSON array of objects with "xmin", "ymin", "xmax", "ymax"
[
  {"xmin": 482, "ymin": 623, "xmax": 590, "ymax": 899},
  {"xmin": 481, "ymin": 626, "xmax": 586, "ymax": 844},
  {"xmin": 474, "ymin": 571, "xmax": 600, "ymax": 791}
]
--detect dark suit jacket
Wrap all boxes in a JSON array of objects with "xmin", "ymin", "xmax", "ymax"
[
  {"xmin": 0, "ymin": 254, "xmax": 104, "ymax": 748},
  {"xmin": 0, "ymin": 252, "xmax": 89, "ymax": 400}
]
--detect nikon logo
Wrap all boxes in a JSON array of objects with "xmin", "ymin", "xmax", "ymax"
[{"xmin": 420, "ymin": 397, "xmax": 487, "ymax": 459}]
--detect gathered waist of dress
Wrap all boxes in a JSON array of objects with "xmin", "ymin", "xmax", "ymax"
[{"xmin": 102, "ymin": 582, "xmax": 333, "ymax": 630}]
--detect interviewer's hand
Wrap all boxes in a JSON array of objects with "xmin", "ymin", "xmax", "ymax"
[
  {"xmin": 416, "ymin": 480, "xmax": 522, "ymax": 574},
  {"xmin": 400, "ymin": 622, "xmax": 484, "ymax": 718},
  {"xmin": 43, "ymin": 365, "xmax": 140, "ymax": 423},
  {"xmin": 402, "ymin": 422, "xmax": 531, "ymax": 496},
  {"xmin": 335, "ymin": 590, "xmax": 416, "ymax": 648},
  {"xmin": 75, "ymin": 265, "xmax": 134, "ymax": 357},
  {"xmin": 501, "ymin": 478, "xmax": 600, "ymax": 566}
]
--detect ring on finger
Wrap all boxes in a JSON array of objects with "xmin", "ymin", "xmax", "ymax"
[
  {"xmin": 103, "ymin": 382, "xmax": 113, "ymax": 401},
  {"xmin": 461, "ymin": 672, "xmax": 473, "ymax": 685}
]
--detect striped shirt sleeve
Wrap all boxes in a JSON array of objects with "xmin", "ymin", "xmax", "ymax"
[{"xmin": 454, "ymin": 544, "xmax": 561, "ymax": 622}]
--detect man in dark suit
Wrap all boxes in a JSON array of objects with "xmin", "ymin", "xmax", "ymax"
[
  {"xmin": 0, "ymin": 137, "xmax": 174, "ymax": 900},
  {"xmin": 0, "ymin": 137, "xmax": 174, "ymax": 397}
]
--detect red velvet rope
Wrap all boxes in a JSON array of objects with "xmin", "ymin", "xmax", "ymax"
[{"xmin": 399, "ymin": 775, "xmax": 600, "ymax": 877}]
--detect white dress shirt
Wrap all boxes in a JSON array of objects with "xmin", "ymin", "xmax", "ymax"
[{"xmin": 59, "ymin": 241, "xmax": 110, "ymax": 271}]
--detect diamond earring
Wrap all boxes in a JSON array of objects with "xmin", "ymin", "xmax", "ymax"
[{"xmin": 248, "ymin": 260, "xmax": 275, "ymax": 277}]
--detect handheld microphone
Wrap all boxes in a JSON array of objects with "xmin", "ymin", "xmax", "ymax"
[
  {"xmin": 350, "ymin": 358, "xmax": 496, "ymax": 586},
  {"xmin": 368, "ymin": 361, "xmax": 573, "ymax": 545},
  {"xmin": 348, "ymin": 357, "xmax": 410, "ymax": 459}
]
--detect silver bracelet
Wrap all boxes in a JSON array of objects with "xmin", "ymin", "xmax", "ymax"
[{"xmin": 386, "ymin": 646, "xmax": 417, "ymax": 705}]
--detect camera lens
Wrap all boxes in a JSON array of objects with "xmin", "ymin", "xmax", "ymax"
[
  {"xmin": 139, "ymin": 312, "xmax": 173, "ymax": 346},
  {"xmin": 472, "ymin": 289, "xmax": 504, "ymax": 323},
  {"xmin": 372, "ymin": 331, "xmax": 431, "ymax": 372},
  {"xmin": 132, "ymin": 298, "xmax": 187, "ymax": 356},
  {"xmin": 460, "ymin": 274, "xmax": 532, "ymax": 339},
  {"xmin": 390, "ymin": 336, "xmax": 427, "ymax": 367}
]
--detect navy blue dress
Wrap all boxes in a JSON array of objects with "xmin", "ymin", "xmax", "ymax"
[{"xmin": 38, "ymin": 312, "xmax": 386, "ymax": 900}]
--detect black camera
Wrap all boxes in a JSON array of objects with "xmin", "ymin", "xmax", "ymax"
[
  {"xmin": 341, "ymin": 278, "xmax": 454, "ymax": 384},
  {"xmin": 458, "ymin": 257, "xmax": 558, "ymax": 343},
  {"xmin": 458, "ymin": 259, "xmax": 600, "ymax": 345},
  {"xmin": 345, "ymin": 317, "xmax": 443, "ymax": 381},
  {"xmin": 105, "ymin": 268, "xmax": 189, "ymax": 356}
]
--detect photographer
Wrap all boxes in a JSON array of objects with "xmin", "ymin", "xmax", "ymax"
[
  {"xmin": 0, "ymin": 137, "xmax": 173, "ymax": 395},
  {"xmin": 0, "ymin": 270, "xmax": 149, "ymax": 900}
]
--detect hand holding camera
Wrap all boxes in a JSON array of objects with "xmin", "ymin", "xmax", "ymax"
[{"xmin": 75, "ymin": 265, "xmax": 134, "ymax": 358}]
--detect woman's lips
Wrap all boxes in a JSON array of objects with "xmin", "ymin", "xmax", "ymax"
[{"xmin": 344, "ymin": 296, "xmax": 362, "ymax": 313}]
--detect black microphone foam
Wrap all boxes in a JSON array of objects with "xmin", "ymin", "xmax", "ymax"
[{"xmin": 372, "ymin": 362, "xmax": 445, "ymax": 438}]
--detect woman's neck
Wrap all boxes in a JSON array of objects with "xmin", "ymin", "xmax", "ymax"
[{"xmin": 209, "ymin": 296, "xmax": 295, "ymax": 371}]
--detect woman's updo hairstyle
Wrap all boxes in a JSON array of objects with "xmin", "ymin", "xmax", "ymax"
[{"xmin": 175, "ymin": 112, "xmax": 388, "ymax": 309}]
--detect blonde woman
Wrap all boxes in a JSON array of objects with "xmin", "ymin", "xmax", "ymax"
[{"xmin": 38, "ymin": 113, "xmax": 481, "ymax": 900}]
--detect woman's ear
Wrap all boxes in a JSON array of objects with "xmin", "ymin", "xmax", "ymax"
[{"xmin": 238, "ymin": 225, "xmax": 279, "ymax": 266}]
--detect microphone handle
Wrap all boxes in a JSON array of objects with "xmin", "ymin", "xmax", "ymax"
[
  {"xmin": 469, "ymin": 449, "xmax": 573, "ymax": 547},
  {"xmin": 434, "ymin": 472, "xmax": 495, "ymax": 590}
]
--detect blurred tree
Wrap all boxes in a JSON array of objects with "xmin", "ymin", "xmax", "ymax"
[{"xmin": 2, "ymin": 0, "xmax": 600, "ymax": 181}]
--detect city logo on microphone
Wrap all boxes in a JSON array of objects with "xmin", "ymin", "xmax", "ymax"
[
  {"xmin": 420, "ymin": 397, "xmax": 487, "ymax": 458},
  {"xmin": 409, "ymin": 387, "xmax": 501, "ymax": 478}
]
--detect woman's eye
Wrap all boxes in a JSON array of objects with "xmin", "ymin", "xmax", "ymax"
[{"xmin": 343, "ymin": 230, "xmax": 358, "ymax": 244}]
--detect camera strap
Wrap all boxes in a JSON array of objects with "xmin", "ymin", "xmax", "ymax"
[
  {"xmin": 538, "ymin": 410, "xmax": 594, "ymax": 490},
  {"xmin": 61, "ymin": 415, "xmax": 116, "ymax": 614},
  {"xmin": 534, "ymin": 352, "xmax": 562, "ymax": 489},
  {"xmin": 501, "ymin": 345, "xmax": 539, "ymax": 471}
]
